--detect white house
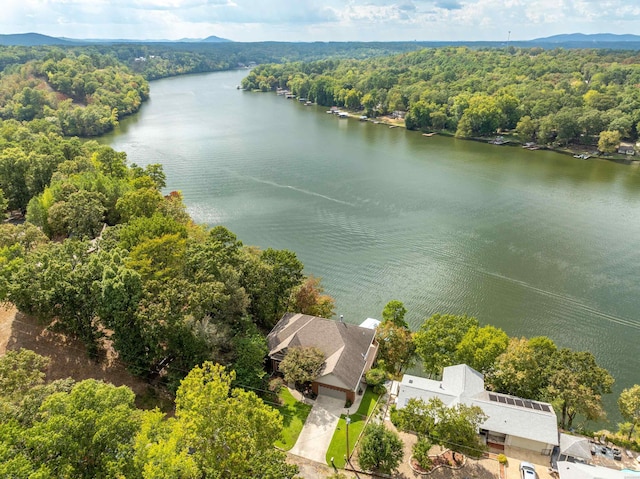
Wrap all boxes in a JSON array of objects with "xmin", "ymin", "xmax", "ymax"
[
  {"xmin": 397, "ymin": 364, "xmax": 559, "ymax": 455},
  {"xmin": 557, "ymin": 461, "xmax": 639, "ymax": 479}
]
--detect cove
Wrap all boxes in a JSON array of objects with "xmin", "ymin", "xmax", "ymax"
[{"xmin": 102, "ymin": 69, "xmax": 640, "ymax": 423}]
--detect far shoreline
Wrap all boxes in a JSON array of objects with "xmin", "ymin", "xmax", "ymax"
[{"xmin": 253, "ymin": 89, "xmax": 640, "ymax": 167}]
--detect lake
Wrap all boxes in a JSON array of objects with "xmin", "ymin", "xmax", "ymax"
[{"xmin": 104, "ymin": 69, "xmax": 640, "ymax": 423}]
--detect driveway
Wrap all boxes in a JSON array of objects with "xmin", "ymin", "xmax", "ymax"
[{"xmin": 289, "ymin": 394, "xmax": 346, "ymax": 463}]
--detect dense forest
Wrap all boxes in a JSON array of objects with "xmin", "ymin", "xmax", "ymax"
[
  {"xmin": 0, "ymin": 42, "xmax": 436, "ymax": 82},
  {"xmin": 243, "ymin": 47, "xmax": 640, "ymax": 151},
  {"xmin": 2, "ymin": 44, "xmax": 640, "ymax": 477},
  {"xmin": 0, "ymin": 42, "xmax": 438, "ymax": 137},
  {"xmin": 0, "ymin": 116, "xmax": 335, "ymax": 391},
  {"xmin": 0, "ymin": 49, "xmax": 148, "ymax": 136}
]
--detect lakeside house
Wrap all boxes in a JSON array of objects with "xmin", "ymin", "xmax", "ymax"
[
  {"xmin": 617, "ymin": 143, "xmax": 636, "ymax": 155},
  {"xmin": 557, "ymin": 461, "xmax": 639, "ymax": 479},
  {"xmin": 267, "ymin": 313, "xmax": 379, "ymax": 402},
  {"xmin": 397, "ymin": 364, "xmax": 559, "ymax": 455}
]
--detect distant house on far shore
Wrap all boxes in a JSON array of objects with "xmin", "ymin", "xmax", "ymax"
[{"xmin": 617, "ymin": 142, "xmax": 635, "ymax": 155}]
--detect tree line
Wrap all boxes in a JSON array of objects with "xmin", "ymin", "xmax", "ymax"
[
  {"xmin": 243, "ymin": 47, "xmax": 640, "ymax": 151},
  {"xmin": 0, "ymin": 49, "xmax": 149, "ymax": 136},
  {"xmin": 0, "ymin": 118, "xmax": 334, "ymax": 394},
  {"xmin": 0, "ymin": 350, "xmax": 298, "ymax": 478},
  {"xmin": 372, "ymin": 301, "xmax": 640, "ymax": 437}
]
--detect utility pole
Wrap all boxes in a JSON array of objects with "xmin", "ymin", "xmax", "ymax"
[{"xmin": 345, "ymin": 410, "xmax": 351, "ymax": 466}]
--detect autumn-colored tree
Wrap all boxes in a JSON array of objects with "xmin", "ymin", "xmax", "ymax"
[{"xmin": 290, "ymin": 275, "xmax": 335, "ymax": 318}]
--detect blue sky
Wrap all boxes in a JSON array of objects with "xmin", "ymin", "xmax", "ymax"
[{"xmin": 3, "ymin": 0, "xmax": 640, "ymax": 42}]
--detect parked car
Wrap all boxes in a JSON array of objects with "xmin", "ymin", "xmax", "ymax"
[{"xmin": 520, "ymin": 462, "xmax": 538, "ymax": 479}]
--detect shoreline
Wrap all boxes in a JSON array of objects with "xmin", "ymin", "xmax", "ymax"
[{"xmin": 278, "ymin": 96, "xmax": 640, "ymax": 166}]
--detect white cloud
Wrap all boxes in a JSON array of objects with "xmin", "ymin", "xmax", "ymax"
[{"xmin": 1, "ymin": 0, "xmax": 640, "ymax": 41}]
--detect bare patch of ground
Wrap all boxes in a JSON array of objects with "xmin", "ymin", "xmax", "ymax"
[{"xmin": 0, "ymin": 304, "xmax": 161, "ymax": 405}]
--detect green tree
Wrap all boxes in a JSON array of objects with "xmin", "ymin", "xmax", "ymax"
[
  {"xmin": 394, "ymin": 397, "xmax": 436, "ymax": 436},
  {"xmin": 516, "ymin": 115, "xmax": 537, "ymax": 142},
  {"xmin": 116, "ymin": 186, "xmax": 164, "ymax": 221},
  {"xmin": 25, "ymin": 379, "xmax": 141, "ymax": 479},
  {"xmin": 0, "ymin": 147, "xmax": 30, "ymax": 211},
  {"xmin": 554, "ymin": 108, "xmax": 582, "ymax": 146},
  {"xmin": 381, "ymin": 300, "xmax": 408, "ymax": 328},
  {"xmin": 357, "ymin": 423, "xmax": 404, "ymax": 475},
  {"xmin": 47, "ymin": 189, "xmax": 106, "ymax": 239},
  {"xmin": 232, "ymin": 326, "xmax": 269, "ymax": 390},
  {"xmin": 133, "ymin": 410, "xmax": 199, "ymax": 479},
  {"xmin": 0, "ymin": 349, "xmax": 49, "ymax": 399},
  {"xmin": 434, "ymin": 401, "xmax": 487, "ymax": 458},
  {"xmin": 126, "ymin": 233, "xmax": 187, "ymax": 281},
  {"xmin": 488, "ymin": 336, "xmax": 557, "ymax": 401},
  {"xmin": 9, "ymin": 240, "xmax": 104, "ymax": 356},
  {"xmin": 279, "ymin": 346, "xmax": 325, "ymax": 385},
  {"xmin": 0, "ymin": 223, "xmax": 48, "ymax": 251},
  {"xmin": 243, "ymin": 247, "xmax": 304, "ymax": 328},
  {"xmin": 92, "ymin": 145, "xmax": 128, "ymax": 179},
  {"xmin": 455, "ymin": 325, "xmax": 509, "ymax": 374},
  {"xmin": 413, "ymin": 313, "xmax": 479, "ymax": 375},
  {"xmin": 175, "ymin": 362, "xmax": 297, "ymax": 478},
  {"xmin": 598, "ymin": 130, "xmax": 621, "ymax": 154},
  {"xmin": 455, "ymin": 94, "xmax": 502, "ymax": 137},
  {"xmin": 375, "ymin": 321, "xmax": 415, "ymax": 376},
  {"xmin": 143, "ymin": 163, "xmax": 167, "ymax": 189},
  {"xmin": 393, "ymin": 397, "xmax": 486, "ymax": 458},
  {"xmin": 0, "ymin": 187, "xmax": 7, "ymax": 217},
  {"xmin": 618, "ymin": 385, "xmax": 640, "ymax": 440},
  {"xmin": 547, "ymin": 348, "xmax": 614, "ymax": 429}
]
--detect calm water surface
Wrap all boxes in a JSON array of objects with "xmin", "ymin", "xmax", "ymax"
[{"xmin": 104, "ymin": 70, "xmax": 640, "ymax": 422}]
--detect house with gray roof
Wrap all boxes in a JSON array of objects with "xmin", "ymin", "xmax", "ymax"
[
  {"xmin": 267, "ymin": 313, "xmax": 379, "ymax": 402},
  {"xmin": 397, "ymin": 364, "xmax": 559, "ymax": 455}
]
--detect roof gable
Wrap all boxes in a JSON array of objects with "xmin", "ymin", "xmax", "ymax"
[
  {"xmin": 268, "ymin": 313, "xmax": 377, "ymax": 391},
  {"xmin": 398, "ymin": 364, "xmax": 558, "ymax": 446}
]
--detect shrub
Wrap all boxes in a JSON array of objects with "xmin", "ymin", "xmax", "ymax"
[
  {"xmin": 413, "ymin": 438, "xmax": 433, "ymax": 469},
  {"xmin": 366, "ymin": 367, "xmax": 387, "ymax": 387},
  {"xmin": 373, "ymin": 384, "xmax": 387, "ymax": 395},
  {"xmin": 389, "ymin": 404, "xmax": 400, "ymax": 426},
  {"xmin": 268, "ymin": 376, "xmax": 285, "ymax": 392},
  {"xmin": 497, "ymin": 454, "xmax": 508, "ymax": 465}
]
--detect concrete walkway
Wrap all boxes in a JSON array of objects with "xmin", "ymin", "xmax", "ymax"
[{"xmin": 289, "ymin": 394, "xmax": 346, "ymax": 463}]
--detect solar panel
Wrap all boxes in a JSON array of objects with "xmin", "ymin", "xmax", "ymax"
[{"xmin": 488, "ymin": 393, "xmax": 553, "ymax": 414}]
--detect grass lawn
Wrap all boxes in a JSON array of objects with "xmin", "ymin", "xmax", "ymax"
[
  {"xmin": 274, "ymin": 388, "xmax": 312, "ymax": 451},
  {"xmin": 325, "ymin": 387, "xmax": 381, "ymax": 468}
]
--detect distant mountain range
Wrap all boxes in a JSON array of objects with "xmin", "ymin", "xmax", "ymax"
[
  {"xmin": 2, "ymin": 32, "xmax": 640, "ymax": 48},
  {"xmin": 532, "ymin": 33, "xmax": 640, "ymax": 43},
  {"xmin": 0, "ymin": 32, "xmax": 232, "ymax": 46}
]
